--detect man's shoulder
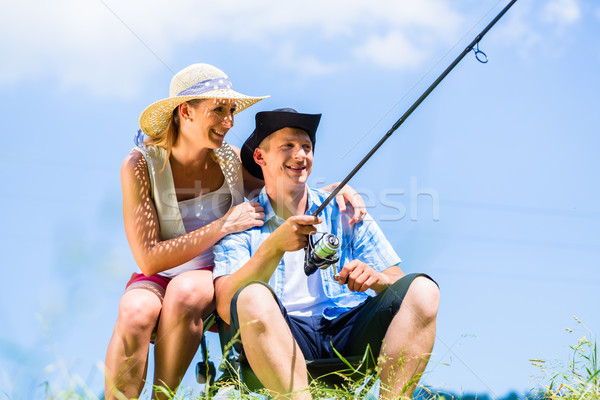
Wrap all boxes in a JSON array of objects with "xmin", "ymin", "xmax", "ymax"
[
  {"xmin": 307, "ymin": 186, "xmax": 344, "ymax": 212},
  {"xmin": 308, "ymin": 186, "xmax": 332, "ymax": 198},
  {"xmin": 308, "ymin": 186, "xmax": 358, "ymax": 222},
  {"xmin": 215, "ymin": 225, "xmax": 258, "ymax": 251}
]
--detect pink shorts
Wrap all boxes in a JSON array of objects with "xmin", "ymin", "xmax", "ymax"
[
  {"xmin": 125, "ymin": 268, "xmax": 214, "ymax": 293},
  {"xmin": 124, "ymin": 268, "xmax": 215, "ymax": 298},
  {"xmin": 123, "ymin": 269, "xmax": 218, "ymax": 335},
  {"xmin": 126, "ymin": 272, "xmax": 172, "ymax": 291}
]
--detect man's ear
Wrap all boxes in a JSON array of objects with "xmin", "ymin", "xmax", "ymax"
[{"xmin": 253, "ymin": 148, "xmax": 266, "ymax": 167}]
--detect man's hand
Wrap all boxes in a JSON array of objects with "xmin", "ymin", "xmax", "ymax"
[
  {"xmin": 335, "ymin": 260, "xmax": 393, "ymax": 294},
  {"xmin": 268, "ymin": 215, "xmax": 322, "ymax": 253}
]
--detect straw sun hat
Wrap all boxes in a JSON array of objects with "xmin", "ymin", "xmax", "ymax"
[{"xmin": 139, "ymin": 63, "xmax": 269, "ymax": 137}]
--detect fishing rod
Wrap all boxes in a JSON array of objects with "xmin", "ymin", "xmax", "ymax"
[{"xmin": 305, "ymin": 0, "xmax": 518, "ymax": 276}]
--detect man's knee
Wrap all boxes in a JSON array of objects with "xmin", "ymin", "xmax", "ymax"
[
  {"xmin": 235, "ymin": 283, "xmax": 280, "ymax": 326},
  {"xmin": 403, "ymin": 276, "xmax": 439, "ymax": 323}
]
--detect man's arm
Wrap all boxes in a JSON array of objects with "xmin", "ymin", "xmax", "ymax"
[
  {"xmin": 214, "ymin": 215, "xmax": 322, "ymax": 324},
  {"xmin": 334, "ymin": 262, "xmax": 404, "ymax": 294}
]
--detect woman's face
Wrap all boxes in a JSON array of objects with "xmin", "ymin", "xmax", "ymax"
[{"xmin": 184, "ymin": 98, "xmax": 237, "ymax": 148}]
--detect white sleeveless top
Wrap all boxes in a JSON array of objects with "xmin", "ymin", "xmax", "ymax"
[
  {"xmin": 171, "ymin": 180, "xmax": 232, "ymax": 275},
  {"xmin": 133, "ymin": 142, "xmax": 244, "ymax": 277}
]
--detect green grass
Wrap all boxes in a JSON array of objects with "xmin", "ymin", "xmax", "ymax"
[
  {"xmin": 530, "ymin": 317, "xmax": 599, "ymax": 400},
  {"xmin": 31, "ymin": 317, "xmax": 599, "ymax": 399}
]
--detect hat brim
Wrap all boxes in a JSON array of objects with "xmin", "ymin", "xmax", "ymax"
[
  {"xmin": 241, "ymin": 110, "xmax": 321, "ymax": 180},
  {"xmin": 139, "ymin": 88, "xmax": 269, "ymax": 137}
]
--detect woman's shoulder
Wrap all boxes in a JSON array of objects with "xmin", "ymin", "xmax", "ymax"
[
  {"xmin": 123, "ymin": 147, "xmax": 146, "ymax": 165},
  {"xmin": 228, "ymin": 144, "xmax": 241, "ymax": 157},
  {"xmin": 214, "ymin": 142, "xmax": 242, "ymax": 166},
  {"xmin": 121, "ymin": 148, "xmax": 148, "ymax": 178},
  {"xmin": 215, "ymin": 142, "xmax": 241, "ymax": 159}
]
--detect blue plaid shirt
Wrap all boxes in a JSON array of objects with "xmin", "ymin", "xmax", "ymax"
[{"xmin": 213, "ymin": 186, "xmax": 402, "ymax": 319}]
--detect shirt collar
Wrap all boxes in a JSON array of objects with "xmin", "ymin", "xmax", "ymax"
[
  {"xmin": 306, "ymin": 186, "xmax": 323, "ymax": 216},
  {"xmin": 257, "ymin": 187, "xmax": 283, "ymax": 224},
  {"xmin": 257, "ymin": 185, "xmax": 323, "ymax": 223}
]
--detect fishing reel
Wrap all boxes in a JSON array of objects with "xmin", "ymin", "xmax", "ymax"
[{"xmin": 304, "ymin": 232, "xmax": 340, "ymax": 276}]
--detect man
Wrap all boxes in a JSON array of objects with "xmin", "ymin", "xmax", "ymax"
[{"xmin": 213, "ymin": 108, "xmax": 439, "ymax": 399}]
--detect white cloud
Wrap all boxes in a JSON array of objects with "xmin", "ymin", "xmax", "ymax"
[
  {"xmin": 493, "ymin": 1, "xmax": 544, "ymax": 54},
  {"xmin": 354, "ymin": 31, "xmax": 428, "ymax": 70},
  {"xmin": 542, "ymin": 0, "xmax": 581, "ymax": 26},
  {"xmin": 0, "ymin": 0, "xmax": 465, "ymax": 98},
  {"xmin": 275, "ymin": 43, "xmax": 340, "ymax": 77},
  {"xmin": 485, "ymin": 0, "xmax": 585, "ymax": 60},
  {"xmin": 0, "ymin": 0, "xmax": 178, "ymax": 98},
  {"xmin": 352, "ymin": 0, "xmax": 461, "ymax": 70}
]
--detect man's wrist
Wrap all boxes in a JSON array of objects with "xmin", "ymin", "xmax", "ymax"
[{"xmin": 261, "ymin": 235, "xmax": 285, "ymax": 260}]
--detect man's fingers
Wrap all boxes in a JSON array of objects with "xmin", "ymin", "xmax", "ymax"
[
  {"xmin": 290, "ymin": 215, "xmax": 322, "ymax": 225},
  {"xmin": 348, "ymin": 269, "xmax": 368, "ymax": 291},
  {"xmin": 359, "ymin": 276, "xmax": 377, "ymax": 292},
  {"xmin": 336, "ymin": 261, "xmax": 359, "ymax": 285},
  {"xmin": 339, "ymin": 261, "xmax": 378, "ymax": 291},
  {"xmin": 289, "ymin": 221, "xmax": 317, "ymax": 234}
]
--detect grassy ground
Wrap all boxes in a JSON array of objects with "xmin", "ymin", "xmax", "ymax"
[
  {"xmin": 529, "ymin": 317, "xmax": 599, "ymax": 400},
  {"xmin": 29, "ymin": 317, "xmax": 598, "ymax": 400}
]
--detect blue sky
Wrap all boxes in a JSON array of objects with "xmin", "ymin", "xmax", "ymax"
[{"xmin": 1, "ymin": 0, "xmax": 599, "ymax": 398}]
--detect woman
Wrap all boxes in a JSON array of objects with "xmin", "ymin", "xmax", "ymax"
[{"xmin": 105, "ymin": 63, "xmax": 365, "ymax": 400}]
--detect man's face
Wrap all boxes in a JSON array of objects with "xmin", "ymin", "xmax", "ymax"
[{"xmin": 255, "ymin": 127, "xmax": 313, "ymax": 186}]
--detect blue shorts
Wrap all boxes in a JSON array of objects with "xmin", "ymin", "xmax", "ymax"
[{"xmin": 230, "ymin": 272, "xmax": 436, "ymax": 361}]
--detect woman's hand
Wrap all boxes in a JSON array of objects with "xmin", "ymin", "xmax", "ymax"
[
  {"xmin": 320, "ymin": 182, "xmax": 367, "ymax": 225},
  {"xmin": 221, "ymin": 201, "xmax": 265, "ymax": 235}
]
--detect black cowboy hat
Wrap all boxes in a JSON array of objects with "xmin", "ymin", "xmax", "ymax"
[{"xmin": 240, "ymin": 108, "xmax": 322, "ymax": 180}]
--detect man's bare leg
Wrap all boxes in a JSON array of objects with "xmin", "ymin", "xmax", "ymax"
[
  {"xmin": 236, "ymin": 283, "xmax": 312, "ymax": 400},
  {"xmin": 378, "ymin": 276, "xmax": 440, "ymax": 399}
]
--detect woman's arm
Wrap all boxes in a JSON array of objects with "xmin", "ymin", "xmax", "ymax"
[
  {"xmin": 121, "ymin": 151, "xmax": 264, "ymax": 276},
  {"xmin": 319, "ymin": 182, "xmax": 367, "ymax": 225}
]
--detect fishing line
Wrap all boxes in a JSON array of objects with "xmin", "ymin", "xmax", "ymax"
[
  {"xmin": 98, "ymin": 0, "xmax": 177, "ymax": 76},
  {"xmin": 341, "ymin": 0, "xmax": 507, "ymax": 160},
  {"xmin": 313, "ymin": 0, "xmax": 517, "ymax": 220},
  {"xmin": 305, "ymin": 0, "xmax": 518, "ymax": 276}
]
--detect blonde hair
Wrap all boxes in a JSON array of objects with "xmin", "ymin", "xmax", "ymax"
[
  {"xmin": 144, "ymin": 100, "xmax": 202, "ymax": 171},
  {"xmin": 258, "ymin": 135, "xmax": 271, "ymax": 151}
]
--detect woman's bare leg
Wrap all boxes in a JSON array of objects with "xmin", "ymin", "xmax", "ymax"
[
  {"xmin": 105, "ymin": 287, "xmax": 162, "ymax": 400},
  {"xmin": 152, "ymin": 270, "xmax": 215, "ymax": 399}
]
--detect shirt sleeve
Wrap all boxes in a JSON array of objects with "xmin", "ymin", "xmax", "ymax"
[
  {"xmin": 350, "ymin": 213, "xmax": 402, "ymax": 272},
  {"xmin": 213, "ymin": 231, "xmax": 252, "ymax": 280}
]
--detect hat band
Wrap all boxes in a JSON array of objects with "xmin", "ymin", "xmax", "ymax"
[{"xmin": 177, "ymin": 77, "xmax": 233, "ymax": 96}]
